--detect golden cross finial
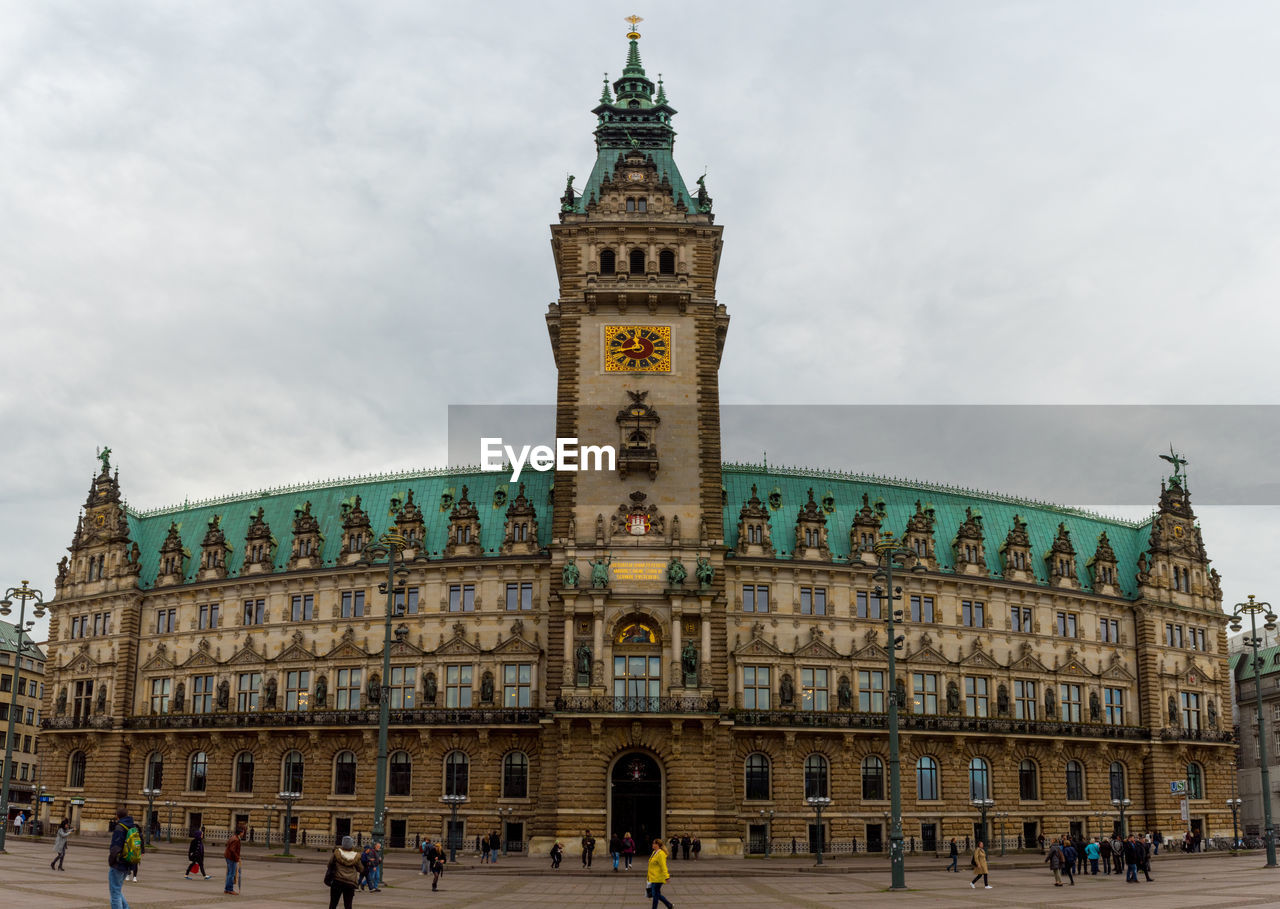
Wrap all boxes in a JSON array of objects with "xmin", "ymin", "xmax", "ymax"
[{"xmin": 625, "ymin": 15, "xmax": 643, "ymax": 39}]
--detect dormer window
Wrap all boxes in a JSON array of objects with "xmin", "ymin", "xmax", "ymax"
[
  {"xmin": 600, "ymin": 249, "xmax": 616, "ymax": 274},
  {"xmin": 456, "ymin": 526, "xmax": 472, "ymax": 545},
  {"xmin": 747, "ymin": 524, "xmax": 763, "ymax": 545},
  {"xmin": 348, "ymin": 533, "xmax": 365, "ymax": 554},
  {"xmin": 629, "ymin": 249, "xmax": 645, "ymax": 274},
  {"xmin": 659, "ymin": 249, "xmax": 675, "ymax": 274}
]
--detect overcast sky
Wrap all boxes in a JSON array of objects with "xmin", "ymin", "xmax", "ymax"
[{"xmin": 3, "ymin": 1, "xmax": 1278, "ymax": 643}]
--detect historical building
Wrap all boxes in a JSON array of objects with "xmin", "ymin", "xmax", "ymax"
[
  {"xmin": 1232, "ymin": 645, "xmax": 1280, "ymax": 839},
  {"xmin": 1, "ymin": 619, "xmax": 47, "ymax": 827},
  {"xmin": 38, "ymin": 27, "xmax": 1234, "ymax": 856}
]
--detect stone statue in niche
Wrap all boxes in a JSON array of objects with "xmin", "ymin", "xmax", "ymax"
[
  {"xmin": 575, "ymin": 643, "xmax": 593, "ymax": 684},
  {"xmin": 1168, "ymin": 694, "xmax": 1178, "ymax": 726},
  {"xmin": 562, "ymin": 558, "xmax": 579, "ymax": 589},
  {"xmin": 1207, "ymin": 697, "xmax": 1218, "ymax": 728},
  {"xmin": 681, "ymin": 641, "xmax": 698, "ymax": 686},
  {"xmin": 895, "ymin": 677, "xmax": 907, "ymax": 711},
  {"xmin": 424, "ymin": 671, "xmax": 437, "ymax": 705},
  {"xmin": 314, "ymin": 674, "xmax": 328, "ymax": 709},
  {"xmin": 217, "ymin": 680, "xmax": 230, "ymax": 711},
  {"xmin": 996, "ymin": 683, "xmax": 1010, "ymax": 717},
  {"xmin": 837, "ymin": 675, "xmax": 853, "ymax": 710},
  {"xmin": 263, "ymin": 676, "xmax": 278, "ymax": 710},
  {"xmin": 667, "ymin": 558, "xmax": 687, "ymax": 587},
  {"xmin": 481, "ymin": 671, "xmax": 495, "ymax": 703},
  {"xmin": 1088, "ymin": 690, "xmax": 1101, "ymax": 722},
  {"xmin": 1044, "ymin": 685, "xmax": 1056, "ymax": 718},
  {"xmin": 590, "ymin": 555, "xmax": 611, "ymax": 588},
  {"xmin": 96, "ymin": 685, "xmax": 107, "ymax": 714},
  {"xmin": 946, "ymin": 680, "xmax": 960, "ymax": 714},
  {"xmin": 779, "ymin": 673, "xmax": 795, "ymax": 707},
  {"xmin": 367, "ymin": 673, "xmax": 382, "ymax": 706},
  {"xmin": 55, "ymin": 687, "xmax": 68, "ymax": 716},
  {"xmin": 695, "ymin": 557, "xmax": 714, "ymax": 590},
  {"xmin": 173, "ymin": 681, "xmax": 186, "ymax": 713}
]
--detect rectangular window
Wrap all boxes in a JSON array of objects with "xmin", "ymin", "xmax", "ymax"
[
  {"xmin": 961, "ymin": 600, "xmax": 985, "ymax": 628},
  {"xmin": 285, "ymin": 670, "xmax": 310, "ymax": 711},
  {"xmin": 799, "ymin": 587, "xmax": 827, "ymax": 616},
  {"xmin": 1056, "ymin": 612, "xmax": 1078, "ymax": 638},
  {"xmin": 445, "ymin": 665, "xmax": 473, "ymax": 707},
  {"xmin": 72, "ymin": 680, "xmax": 94, "ymax": 722},
  {"xmin": 150, "ymin": 678, "xmax": 171, "ymax": 715},
  {"xmin": 965, "ymin": 677, "xmax": 989, "ymax": 717},
  {"xmin": 801, "ymin": 668, "xmax": 829, "ymax": 711},
  {"xmin": 1010, "ymin": 606, "xmax": 1032, "ymax": 633},
  {"xmin": 856, "ymin": 591, "xmax": 882, "ymax": 619},
  {"xmin": 290, "ymin": 594, "xmax": 314, "ymax": 622},
  {"xmin": 1060, "ymin": 683, "xmax": 1082, "ymax": 722},
  {"xmin": 1181, "ymin": 691, "xmax": 1201, "ymax": 731},
  {"xmin": 742, "ymin": 585, "xmax": 770, "ymax": 613},
  {"xmin": 911, "ymin": 672, "xmax": 938, "ymax": 715},
  {"xmin": 503, "ymin": 663, "xmax": 532, "ymax": 707},
  {"xmin": 341, "ymin": 591, "xmax": 366, "ymax": 618},
  {"xmin": 191, "ymin": 675, "xmax": 213, "ymax": 714},
  {"xmin": 92, "ymin": 613, "xmax": 103, "ymax": 636},
  {"xmin": 156, "ymin": 608, "xmax": 177, "ymax": 634},
  {"xmin": 242, "ymin": 599, "xmax": 265, "ymax": 625},
  {"xmin": 395, "ymin": 587, "xmax": 420, "ymax": 615},
  {"xmin": 1100, "ymin": 618, "xmax": 1120, "ymax": 643},
  {"xmin": 859, "ymin": 669, "xmax": 886, "ymax": 713},
  {"xmin": 1014, "ymin": 680, "xmax": 1037, "ymax": 720},
  {"xmin": 1104, "ymin": 686, "xmax": 1125, "ymax": 725},
  {"xmin": 336, "ymin": 668, "xmax": 362, "ymax": 710},
  {"xmin": 388, "ymin": 666, "xmax": 416, "ymax": 708},
  {"xmin": 910, "ymin": 595, "xmax": 934, "ymax": 623},
  {"xmin": 743, "ymin": 666, "xmax": 771, "ymax": 710},
  {"xmin": 448, "ymin": 584, "xmax": 476, "ymax": 613},
  {"xmin": 198, "ymin": 603, "xmax": 219, "ymax": 630},
  {"xmin": 505, "ymin": 583, "xmax": 533, "ymax": 611},
  {"xmin": 237, "ymin": 672, "xmax": 261, "ymax": 711},
  {"xmin": 1190, "ymin": 628, "xmax": 1206, "ymax": 651}
]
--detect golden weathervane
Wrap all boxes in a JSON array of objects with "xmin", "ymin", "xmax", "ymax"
[{"xmin": 626, "ymin": 14, "xmax": 643, "ymax": 39}]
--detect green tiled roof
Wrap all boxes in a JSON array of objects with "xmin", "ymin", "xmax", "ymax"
[
  {"xmin": 1234, "ymin": 646, "xmax": 1280, "ymax": 682},
  {"xmin": 722, "ymin": 463, "xmax": 1154, "ymax": 598},
  {"xmin": 0, "ymin": 619, "xmax": 46, "ymax": 660},
  {"xmin": 126, "ymin": 468, "xmax": 554, "ymax": 589}
]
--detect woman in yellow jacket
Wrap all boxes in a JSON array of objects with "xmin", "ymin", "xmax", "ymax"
[{"xmin": 646, "ymin": 839, "xmax": 675, "ymax": 909}]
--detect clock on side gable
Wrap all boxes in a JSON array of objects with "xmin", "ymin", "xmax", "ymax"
[{"xmin": 604, "ymin": 325, "xmax": 671, "ymax": 372}]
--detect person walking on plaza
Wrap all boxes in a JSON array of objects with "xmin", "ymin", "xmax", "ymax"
[
  {"xmin": 51, "ymin": 818, "xmax": 71, "ymax": 871},
  {"xmin": 1123, "ymin": 834, "xmax": 1142, "ymax": 883},
  {"xmin": 1100, "ymin": 834, "xmax": 1112, "ymax": 874},
  {"xmin": 14, "ymin": 811, "xmax": 25, "ymax": 836},
  {"xmin": 1085, "ymin": 837, "xmax": 1100, "ymax": 875},
  {"xmin": 325, "ymin": 835, "xmax": 365, "ymax": 909},
  {"xmin": 622, "ymin": 831, "xmax": 636, "ymax": 870},
  {"xmin": 224, "ymin": 825, "xmax": 243, "ymax": 894},
  {"xmin": 946, "ymin": 838, "xmax": 959, "ymax": 872},
  {"xmin": 489, "ymin": 831, "xmax": 500, "ymax": 864},
  {"xmin": 1153, "ymin": 830, "xmax": 1163, "ymax": 855},
  {"xmin": 108, "ymin": 807, "xmax": 140, "ymax": 909},
  {"xmin": 358, "ymin": 843, "xmax": 376, "ymax": 890},
  {"xmin": 419, "ymin": 837, "xmax": 433, "ymax": 875},
  {"xmin": 427, "ymin": 840, "xmax": 445, "ymax": 892},
  {"xmin": 1046, "ymin": 837, "xmax": 1065, "ymax": 887},
  {"xmin": 969, "ymin": 841, "xmax": 990, "ymax": 889},
  {"xmin": 691, "ymin": 835, "xmax": 701, "ymax": 860},
  {"xmin": 550, "ymin": 841, "xmax": 563, "ymax": 869},
  {"xmin": 610, "ymin": 832, "xmax": 622, "ymax": 871},
  {"xmin": 647, "ymin": 838, "xmax": 674, "ymax": 909},
  {"xmin": 1140, "ymin": 835, "xmax": 1154, "ymax": 882},
  {"xmin": 370, "ymin": 842, "xmax": 384, "ymax": 891},
  {"xmin": 582, "ymin": 830, "xmax": 596, "ymax": 868},
  {"xmin": 186, "ymin": 828, "xmax": 210, "ymax": 879},
  {"xmin": 1062, "ymin": 838, "xmax": 1076, "ymax": 885},
  {"xmin": 1110, "ymin": 835, "xmax": 1125, "ymax": 875}
]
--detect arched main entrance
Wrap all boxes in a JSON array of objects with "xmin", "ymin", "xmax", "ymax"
[{"xmin": 610, "ymin": 752, "xmax": 663, "ymax": 855}]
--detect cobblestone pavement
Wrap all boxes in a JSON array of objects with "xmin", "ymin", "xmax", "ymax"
[{"xmin": 2, "ymin": 838, "xmax": 1278, "ymax": 908}]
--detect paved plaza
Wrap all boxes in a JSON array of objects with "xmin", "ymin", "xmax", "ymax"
[{"xmin": 1, "ymin": 837, "xmax": 1276, "ymax": 907}]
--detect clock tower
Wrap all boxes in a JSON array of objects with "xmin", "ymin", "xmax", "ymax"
[{"xmin": 546, "ymin": 23, "xmax": 729, "ymax": 700}]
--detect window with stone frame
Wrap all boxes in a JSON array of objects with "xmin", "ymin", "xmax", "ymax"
[
  {"xmin": 961, "ymin": 600, "xmax": 985, "ymax": 627},
  {"xmin": 1165, "ymin": 623, "xmax": 1184, "ymax": 647},
  {"xmin": 1056, "ymin": 611, "xmax": 1078, "ymax": 638},
  {"xmin": 804, "ymin": 753, "xmax": 829, "ymax": 799},
  {"xmin": 1099, "ymin": 617, "xmax": 1120, "ymax": 643},
  {"xmin": 68, "ymin": 751, "xmax": 86, "ymax": 788},
  {"xmin": 1018, "ymin": 759, "xmax": 1039, "ymax": 800},
  {"xmin": 1059, "ymin": 683, "xmax": 1082, "ymax": 722},
  {"xmin": 150, "ymin": 678, "xmax": 171, "ymax": 715},
  {"xmin": 341, "ymin": 590, "xmax": 366, "ymax": 618},
  {"xmin": 72, "ymin": 680, "xmax": 94, "ymax": 723},
  {"xmin": 856, "ymin": 591, "xmax": 882, "ymax": 619},
  {"xmin": 285, "ymin": 670, "xmax": 310, "ymax": 711},
  {"xmin": 445, "ymin": 665, "xmax": 473, "ymax": 707},
  {"xmin": 1065, "ymin": 760, "xmax": 1084, "ymax": 801},
  {"xmin": 1109, "ymin": 762, "xmax": 1126, "ymax": 800},
  {"xmin": 1186, "ymin": 762, "xmax": 1204, "ymax": 798},
  {"xmin": 444, "ymin": 751, "xmax": 469, "ymax": 796},
  {"xmin": 1104, "ymin": 687, "xmax": 1125, "ymax": 725},
  {"xmin": 335, "ymin": 668, "xmax": 362, "ymax": 710},
  {"xmin": 146, "ymin": 751, "xmax": 164, "ymax": 789},
  {"xmin": 600, "ymin": 248, "xmax": 616, "ymax": 275},
  {"xmin": 502, "ymin": 751, "xmax": 529, "ymax": 798},
  {"xmin": 334, "ymin": 751, "xmax": 357, "ymax": 795},
  {"xmin": 290, "ymin": 594, "xmax": 314, "ymax": 622},
  {"xmin": 189, "ymin": 751, "xmax": 208, "ymax": 792},
  {"xmin": 744, "ymin": 753, "xmax": 770, "ymax": 800},
  {"xmin": 629, "ymin": 247, "xmax": 645, "ymax": 273},
  {"xmin": 505, "ymin": 583, "xmax": 533, "ymax": 611},
  {"xmin": 909, "ymin": 595, "xmax": 934, "ymax": 622},
  {"xmin": 191, "ymin": 675, "xmax": 213, "ymax": 714},
  {"xmin": 242, "ymin": 598, "xmax": 265, "ymax": 625},
  {"xmin": 282, "ymin": 750, "xmax": 304, "ymax": 794},
  {"xmin": 742, "ymin": 584, "xmax": 769, "ymax": 613},
  {"xmin": 156, "ymin": 608, "xmax": 177, "ymax": 634},
  {"xmin": 234, "ymin": 752, "xmax": 255, "ymax": 793},
  {"xmin": 911, "ymin": 672, "xmax": 937, "ymax": 715},
  {"xmin": 394, "ymin": 586, "xmax": 420, "ymax": 615},
  {"xmin": 237, "ymin": 672, "xmax": 261, "ymax": 711},
  {"xmin": 964, "ymin": 677, "xmax": 989, "ymax": 717},
  {"xmin": 659, "ymin": 248, "xmax": 675, "ymax": 274},
  {"xmin": 503, "ymin": 663, "xmax": 532, "ymax": 707},
  {"xmin": 968, "ymin": 757, "xmax": 990, "ymax": 801},
  {"xmin": 1013, "ymin": 680, "xmax": 1037, "ymax": 720},
  {"xmin": 861, "ymin": 755, "xmax": 885, "ymax": 800},
  {"xmin": 198, "ymin": 603, "xmax": 219, "ymax": 630},
  {"xmin": 800, "ymin": 586, "xmax": 827, "ymax": 616},
  {"xmin": 916, "ymin": 756, "xmax": 939, "ymax": 800},
  {"xmin": 1181, "ymin": 691, "xmax": 1201, "ymax": 731},
  {"xmin": 801, "ymin": 668, "xmax": 829, "ymax": 711},
  {"xmin": 859, "ymin": 669, "xmax": 886, "ymax": 713},
  {"xmin": 1010, "ymin": 606, "xmax": 1032, "ymax": 633},
  {"xmin": 448, "ymin": 584, "xmax": 476, "ymax": 613},
  {"xmin": 389, "ymin": 751, "xmax": 412, "ymax": 796},
  {"xmin": 389, "ymin": 666, "xmax": 416, "ymax": 708},
  {"xmin": 742, "ymin": 666, "xmax": 771, "ymax": 710}
]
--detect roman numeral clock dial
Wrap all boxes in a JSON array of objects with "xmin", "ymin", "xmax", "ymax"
[{"xmin": 604, "ymin": 325, "xmax": 671, "ymax": 372}]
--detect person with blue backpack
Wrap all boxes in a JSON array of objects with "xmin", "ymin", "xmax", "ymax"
[{"xmin": 108, "ymin": 807, "xmax": 141, "ymax": 909}]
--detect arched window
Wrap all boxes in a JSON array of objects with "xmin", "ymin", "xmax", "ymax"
[
  {"xmin": 444, "ymin": 751, "xmax": 469, "ymax": 797},
  {"xmin": 503, "ymin": 751, "xmax": 529, "ymax": 798},
  {"xmin": 600, "ymin": 249, "xmax": 616, "ymax": 275},
  {"xmin": 626, "ymin": 197, "xmax": 636, "ymax": 212},
  {"xmin": 146, "ymin": 752, "xmax": 164, "ymax": 790},
  {"xmin": 282, "ymin": 750, "xmax": 304, "ymax": 794},
  {"xmin": 1187, "ymin": 762, "xmax": 1203, "ymax": 799},
  {"xmin": 861, "ymin": 755, "xmax": 885, "ymax": 800},
  {"xmin": 189, "ymin": 752, "xmax": 208, "ymax": 793},
  {"xmin": 1109, "ymin": 762, "xmax": 1126, "ymax": 801},
  {"xmin": 1065, "ymin": 760, "xmax": 1084, "ymax": 801},
  {"xmin": 916, "ymin": 756, "xmax": 939, "ymax": 801},
  {"xmin": 389, "ymin": 750, "xmax": 412, "ymax": 797},
  {"xmin": 659, "ymin": 249, "xmax": 675, "ymax": 275},
  {"xmin": 334, "ymin": 751, "xmax": 356, "ymax": 795},
  {"xmin": 968, "ymin": 757, "xmax": 990, "ymax": 801},
  {"xmin": 804, "ymin": 754, "xmax": 829, "ymax": 799},
  {"xmin": 629, "ymin": 248, "xmax": 645, "ymax": 275},
  {"xmin": 68, "ymin": 751, "xmax": 86, "ymax": 789},
  {"xmin": 745, "ymin": 753, "xmax": 770, "ymax": 800},
  {"xmin": 234, "ymin": 752, "xmax": 255, "ymax": 793},
  {"xmin": 1018, "ymin": 759, "xmax": 1038, "ymax": 801}
]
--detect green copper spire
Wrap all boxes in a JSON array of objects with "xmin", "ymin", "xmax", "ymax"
[
  {"xmin": 655, "ymin": 74, "xmax": 667, "ymax": 105},
  {"xmin": 623, "ymin": 39, "xmax": 645, "ymax": 78},
  {"xmin": 600, "ymin": 73, "xmax": 612, "ymax": 104}
]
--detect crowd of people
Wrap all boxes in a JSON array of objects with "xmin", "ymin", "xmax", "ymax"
[{"xmin": 1044, "ymin": 832, "xmax": 1157, "ymax": 885}]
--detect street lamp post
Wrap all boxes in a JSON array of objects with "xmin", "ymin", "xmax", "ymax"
[
  {"xmin": 278, "ymin": 791, "xmax": 301, "ymax": 856},
  {"xmin": 1111, "ymin": 797, "xmax": 1131, "ymax": 838},
  {"xmin": 165, "ymin": 800, "xmax": 176, "ymax": 843},
  {"xmin": 497, "ymin": 806, "xmax": 514, "ymax": 855},
  {"xmin": 872, "ymin": 531, "xmax": 925, "ymax": 891},
  {"xmin": 442, "ymin": 794, "xmax": 467, "ymax": 863},
  {"xmin": 142, "ymin": 788, "xmax": 159, "ymax": 846},
  {"xmin": 995, "ymin": 811, "xmax": 1009, "ymax": 856},
  {"xmin": 806, "ymin": 796, "xmax": 831, "ymax": 865},
  {"xmin": 1094, "ymin": 808, "xmax": 1111, "ymax": 840},
  {"xmin": 1228, "ymin": 798, "xmax": 1242, "ymax": 851},
  {"xmin": 0, "ymin": 581, "xmax": 45, "ymax": 854},
  {"xmin": 759, "ymin": 808, "xmax": 775, "ymax": 857},
  {"xmin": 972, "ymin": 798, "xmax": 995, "ymax": 850},
  {"xmin": 1229, "ymin": 595, "xmax": 1278, "ymax": 868},
  {"xmin": 357, "ymin": 532, "xmax": 411, "ymax": 852}
]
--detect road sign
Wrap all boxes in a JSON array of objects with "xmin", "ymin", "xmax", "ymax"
[
  {"xmin": 1171, "ymin": 780, "xmax": 1186, "ymax": 794},
  {"xmin": 1180, "ymin": 799, "xmax": 1190, "ymax": 821}
]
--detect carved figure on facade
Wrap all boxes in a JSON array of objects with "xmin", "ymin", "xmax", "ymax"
[
  {"xmin": 313, "ymin": 674, "xmax": 327, "ymax": 708},
  {"xmin": 55, "ymin": 687, "xmax": 68, "ymax": 716},
  {"xmin": 576, "ymin": 642, "xmax": 593, "ymax": 683},
  {"xmin": 946, "ymin": 680, "xmax": 960, "ymax": 714},
  {"xmin": 562, "ymin": 558, "xmax": 580, "ymax": 588},
  {"xmin": 173, "ymin": 681, "xmax": 185, "ymax": 712},
  {"xmin": 1207, "ymin": 697, "xmax": 1218, "ymax": 728},
  {"xmin": 1168, "ymin": 694, "xmax": 1178, "ymax": 726},
  {"xmin": 1088, "ymin": 690, "xmax": 1101, "ymax": 722},
  {"xmin": 837, "ymin": 675, "xmax": 853, "ymax": 710},
  {"xmin": 667, "ymin": 557, "xmax": 687, "ymax": 587},
  {"xmin": 695, "ymin": 557, "xmax": 714, "ymax": 590},
  {"xmin": 1044, "ymin": 685, "xmax": 1056, "ymax": 717},
  {"xmin": 367, "ymin": 673, "xmax": 381, "ymax": 705},
  {"xmin": 590, "ymin": 555, "xmax": 611, "ymax": 588},
  {"xmin": 779, "ymin": 672, "xmax": 795, "ymax": 707},
  {"xmin": 263, "ymin": 676, "xmax": 278, "ymax": 710},
  {"xmin": 996, "ymin": 683, "xmax": 1010, "ymax": 717},
  {"xmin": 681, "ymin": 641, "xmax": 698, "ymax": 686},
  {"xmin": 423, "ymin": 671, "xmax": 437, "ymax": 705},
  {"xmin": 95, "ymin": 685, "xmax": 107, "ymax": 714},
  {"xmin": 481, "ymin": 671, "xmax": 495, "ymax": 703},
  {"xmin": 216, "ymin": 680, "xmax": 230, "ymax": 710},
  {"xmin": 610, "ymin": 491, "xmax": 664, "ymax": 537}
]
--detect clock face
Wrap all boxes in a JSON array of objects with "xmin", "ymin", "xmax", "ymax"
[
  {"xmin": 604, "ymin": 325, "xmax": 671, "ymax": 372},
  {"xmin": 1172, "ymin": 524, "xmax": 1185, "ymax": 538}
]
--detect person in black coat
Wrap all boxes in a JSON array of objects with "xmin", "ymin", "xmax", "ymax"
[{"xmin": 185, "ymin": 829, "xmax": 209, "ymax": 879}]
